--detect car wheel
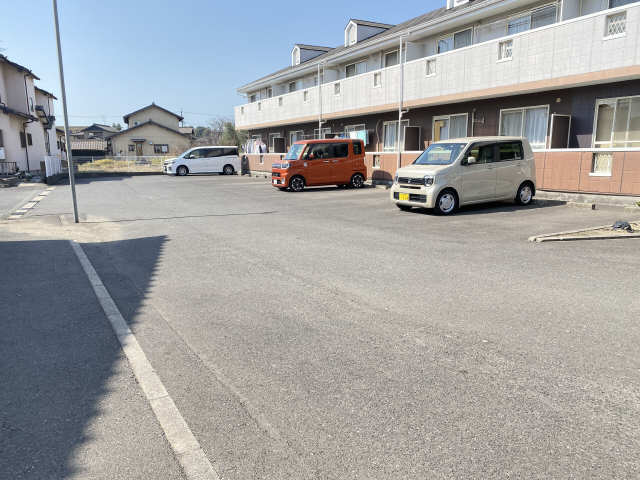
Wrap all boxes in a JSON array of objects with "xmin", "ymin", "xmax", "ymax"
[
  {"xmin": 435, "ymin": 189, "xmax": 458, "ymax": 215},
  {"xmin": 350, "ymin": 173, "xmax": 365, "ymax": 189},
  {"xmin": 289, "ymin": 176, "xmax": 305, "ymax": 192},
  {"xmin": 223, "ymin": 164, "xmax": 234, "ymax": 175},
  {"xmin": 516, "ymin": 182, "xmax": 534, "ymax": 205},
  {"xmin": 176, "ymin": 166, "xmax": 188, "ymax": 176},
  {"xmin": 396, "ymin": 204, "xmax": 412, "ymax": 211}
]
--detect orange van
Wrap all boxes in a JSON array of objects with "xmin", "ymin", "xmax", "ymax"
[{"xmin": 272, "ymin": 139, "xmax": 367, "ymax": 192}]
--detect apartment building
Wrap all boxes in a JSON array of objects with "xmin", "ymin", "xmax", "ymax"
[
  {"xmin": 0, "ymin": 55, "xmax": 60, "ymax": 173},
  {"xmin": 235, "ymin": 0, "xmax": 640, "ymax": 195}
]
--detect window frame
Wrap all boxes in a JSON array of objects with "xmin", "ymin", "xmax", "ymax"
[
  {"xmin": 425, "ymin": 58, "xmax": 436, "ymax": 77},
  {"xmin": 604, "ymin": 11, "xmax": 627, "ymax": 39},
  {"xmin": 313, "ymin": 127, "xmax": 331, "ymax": 139},
  {"xmin": 334, "ymin": 82, "xmax": 341, "ymax": 96},
  {"xmin": 153, "ymin": 144, "xmax": 169, "ymax": 154},
  {"xmin": 345, "ymin": 60, "xmax": 367, "ymax": 78},
  {"xmin": 288, "ymin": 81, "xmax": 297, "ymax": 93},
  {"xmin": 498, "ymin": 39, "xmax": 513, "ymax": 62},
  {"xmin": 27, "ymin": 133, "xmax": 33, "ymax": 146},
  {"xmin": 384, "ymin": 49, "xmax": 399, "ymax": 68},
  {"xmin": 499, "ymin": 104, "xmax": 550, "ymax": 149},
  {"xmin": 432, "ymin": 113, "xmax": 469, "ymax": 141},
  {"xmin": 269, "ymin": 132, "xmax": 283, "ymax": 151},
  {"xmin": 303, "ymin": 90, "xmax": 309, "ymax": 102},
  {"xmin": 592, "ymin": 95, "xmax": 640, "ymax": 148},
  {"xmin": 289, "ymin": 130, "xmax": 304, "ymax": 146},
  {"xmin": 128, "ymin": 144, "xmax": 135, "ymax": 152},
  {"xmin": 437, "ymin": 27, "xmax": 473, "ymax": 54},
  {"xmin": 373, "ymin": 71, "xmax": 382, "ymax": 87},
  {"xmin": 382, "ymin": 119, "xmax": 409, "ymax": 152},
  {"xmin": 266, "ymin": 87, "xmax": 273, "ymax": 98}
]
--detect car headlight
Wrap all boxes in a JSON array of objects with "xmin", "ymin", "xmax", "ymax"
[
  {"xmin": 423, "ymin": 175, "xmax": 434, "ymax": 186},
  {"xmin": 281, "ymin": 162, "xmax": 290, "ymax": 169}
]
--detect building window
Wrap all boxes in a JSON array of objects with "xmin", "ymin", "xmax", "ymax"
[
  {"xmin": 267, "ymin": 87, "xmax": 273, "ymax": 98},
  {"xmin": 605, "ymin": 12, "xmax": 626, "ymax": 38},
  {"xmin": 128, "ymin": 144, "xmax": 135, "ymax": 152},
  {"xmin": 346, "ymin": 61, "xmax": 367, "ymax": 78},
  {"xmin": 27, "ymin": 133, "xmax": 33, "ymax": 146},
  {"xmin": 250, "ymin": 94, "xmax": 257, "ymax": 103},
  {"xmin": 278, "ymin": 97, "xmax": 283, "ymax": 107},
  {"xmin": 433, "ymin": 114, "xmax": 468, "ymax": 142},
  {"xmin": 500, "ymin": 105, "xmax": 549, "ymax": 149},
  {"xmin": 498, "ymin": 40, "xmax": 513, "ymax": 61},
  {"xmin": 20, "ymin": 132, "xmax": 26, "ymax": 148},
  {"xmin": 334, "ymin": 82, "xmax": 341, "ymax": 95},
  {"xmin": 258, "ymin": 102, "xmax": 262, "ymax": 111},
  {"xmin": 154, "ymin": 144, "xmax": 169, "ymax": 154},
  {"xmin": 593, "ymin": 95, "xmax": 640, "ymax": 148},
  {"xmin": 314, "ymin": 127, "xmax": 331, "ymax": 139},
  {"xmin": 269, "ymin": 133, "xmax": 283, "ymax": 151},
  {"xmin": 345, "ymin": 124, "xmax": 367, "ymax": 144},
  {"xmin": 383, "ymin": 120, "xmax": 409, "ymax": 151},
  {"xmin": 373, "ymin": 155, "xmax": 381, "ymax": 168},
  {"xmin": 0, "ymin": 129, "xmax": 3, "ymax": 148},
  {"xmin": 373, "ymin": 72, "xmax": 382, "ymax": 87},
  {"xmin": 29, "ymin": 98, "xmax": 34, "ymax": 112},
  {"xmin": 292, "ymin": 47, "xmax": 300, "ymax": 66},
  {"xmin": 241, "ymin": 106, "xmax": 245, "ymax": 115},
  {"xmin": 591, "ymin": 153, "xmax": 613, "ymax": 176},
  {"xmin": 289, "ymin": 130, "xmax": 304, "ymax": 146},
  {"xmin": 303, "ymin": 90, "xmax": 309, "ymax": 102},
  {"xmin": 438, "ymin": 28, "xmax": 472, "ymax": 54},
  {"xmin": 346, "ymin": 23, "xmax": 357, "ymax": 46},
  {"xmin": 384, "ymin": 50, "xmax": 399, "ymax": 67},
  {"xmin": 289, "ymin": 81, "xmax": 297, "ymax": 93},
  {"xmin": 426, "ymin": 59, "xmax": 436, "ymax": 76}
]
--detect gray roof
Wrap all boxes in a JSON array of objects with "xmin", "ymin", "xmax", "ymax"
[
  {"xmin": 350, "ymin": 19, "xmax": 395, "ymax": 29},
  {"xmin": 295, "ymin": 44, "xmax": 332, "ymax": 52},
  {"xmin": 0, "ymin": 54, "xmax": 40, "ymax": 80},
  {"xmin": 123, "ymin": 103, "xmax": 184, "ymax": 124},
  {"xmin": 238, "ymin": 1, "xmax": 489, "ymax": 92}
]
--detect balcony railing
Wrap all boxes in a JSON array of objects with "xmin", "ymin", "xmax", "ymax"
[{"xmin": 235, "ymin": 3, "xmax": 640, "ymax": 129}]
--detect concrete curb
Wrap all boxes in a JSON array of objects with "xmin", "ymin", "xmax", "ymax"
[{"xmin": 529, "ymin": 223, "xmax": 640, "ymax": 242}]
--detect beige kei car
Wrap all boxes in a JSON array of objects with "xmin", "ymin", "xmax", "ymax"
[{"xmin": 390, "ymin": 137, "xmax": 536, "ymax": 215}]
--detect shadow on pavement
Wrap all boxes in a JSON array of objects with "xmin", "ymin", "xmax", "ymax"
[
  {"xmin": 0, "ymin": 235, "xmax": 169, "ymax": 479},
  {"xmin": 401, "ymin": 198, "xmax": 566, "ymax": 216}
]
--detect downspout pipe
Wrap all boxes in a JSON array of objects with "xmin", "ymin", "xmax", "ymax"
[
  {"xmin": 23, "ymin": 73, "xmax": 34, "ymax": 172},
  {"xmin": 396, "ymin": 35, "xmax": 407, "ymax": 170}
]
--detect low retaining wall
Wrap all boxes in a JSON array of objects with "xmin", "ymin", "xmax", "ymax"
[{"xmin": 245, "ymin": 150, "xmax": 640, "ymax": 196}]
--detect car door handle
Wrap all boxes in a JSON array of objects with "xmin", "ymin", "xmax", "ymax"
[
  {"xmin": 332, "ymin": 160, "xmax": 339, "ymax": 163},
  {"xmin": 323, "ymin": 160, "xmax": 330, "ymax": 163}
]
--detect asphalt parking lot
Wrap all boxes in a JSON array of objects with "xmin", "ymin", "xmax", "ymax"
[{"xmin": 2, "ymin": 174, "xmax": 640, "ymax": 479}]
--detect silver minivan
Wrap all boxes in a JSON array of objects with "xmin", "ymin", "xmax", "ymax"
[
  {"xmin": 390, "ymin": 137, "xmax": 536, "ymax": 215},
  {"xmin": 164, "ymin": 146, "xmax": 240, "ymax": 176}
]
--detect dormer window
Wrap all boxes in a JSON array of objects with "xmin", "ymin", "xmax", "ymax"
[
  {"xmin": 292, "ymin": 46, "xmax": 301, "ymax": 66},
  {"xmin": 346, "ymin": 23, "xmax": 357, "ymax": 46}
]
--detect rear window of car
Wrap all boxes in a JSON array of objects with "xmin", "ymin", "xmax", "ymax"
[
  {"xmin": 498, "ymin": 142, "xmax": 524, "ymax": 161},
  {"xmin": 353, "ymin": 141, "xmax": 362, "ymax": 155}
]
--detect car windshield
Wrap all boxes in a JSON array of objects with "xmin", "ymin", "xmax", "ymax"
[
  {"xmin": 413, "ymin": 143, "xmax": 466, "ymax": 166},
  {"xmin": 284, "ymin": 143, "xmax": 305, "ymax": 160}
]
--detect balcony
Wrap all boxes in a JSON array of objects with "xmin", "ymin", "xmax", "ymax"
[{"xmin": 235, "ymin": 3, "xmax": 640, "ymax": 130}]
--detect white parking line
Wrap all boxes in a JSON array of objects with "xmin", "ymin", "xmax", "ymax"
[{"xmin": 69, "ymin": 241, "xmax": 219, "ymax": 480}]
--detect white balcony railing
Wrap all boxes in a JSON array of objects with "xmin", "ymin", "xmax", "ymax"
[{"xmin": 235, "ymin": 3, "xmax": 640, "ymax": 129}]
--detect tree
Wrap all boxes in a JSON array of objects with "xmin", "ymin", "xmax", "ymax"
[
  {"xmin": 111, "ymin": 122, "xmax": 122, "ymax": 131},
  {"xmin": 220, "ymin": 122, "xmax": 248, "ymax": 148},
  {"xmin": 191, "ymin": 116, "xmax": 246, "ymax": 147}
]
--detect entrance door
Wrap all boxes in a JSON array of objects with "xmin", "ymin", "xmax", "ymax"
[
  {"xmin": 302, "ymin": 143, "xmax": 333, "ymax": 185},
  {"xmin": 135, "ymin": 143, "xmax": 143, "ymax": 156},
  {"xmin": 460, "ymin": 142, "xmax": 497, "ymax": 203}
]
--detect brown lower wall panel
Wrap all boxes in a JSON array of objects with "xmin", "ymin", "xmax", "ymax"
[
  {"xmin": 245, "ymin": 151, "xmax": 640, "ymax": 195},
  {"xmin": 620, "ymin": 152, "xmax": 640, "ymax": 195}
]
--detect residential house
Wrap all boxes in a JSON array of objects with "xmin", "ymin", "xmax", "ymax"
[
  {"xmin": 235, "ymin": 0, "xmax": 640, "ymax": 195},
  {"xmin": 108, "ymin": 103, "xmax": 191, "ymax": 156},
  {"xmin": 0, "ymin": 54, "xmax": 60, "ymax": 173},
  {"xmin": 70, "ymin": 123, "xmax": 120, "ymax": 139}
]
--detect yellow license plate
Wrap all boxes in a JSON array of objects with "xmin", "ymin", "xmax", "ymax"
[{"xmin": 398, "ymin": 193, "xmax": 409, "ymax": 201}]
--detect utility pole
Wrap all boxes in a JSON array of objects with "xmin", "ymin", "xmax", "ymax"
[
  {"xmin": 53, "ymin": 0, "xmax": 79, "ymax": 223},
  {"xmin": 317, "ymin": 63, "xmax": 323, "ymax": 138}
]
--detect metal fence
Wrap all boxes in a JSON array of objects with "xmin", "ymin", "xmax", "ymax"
[
  {"xmin": 73, "ymin": 156, "xmax": 172, "ymax": 173},
  {"xmin": 0, "ymin": 162, "xmax": 18, "ymax": 176}
]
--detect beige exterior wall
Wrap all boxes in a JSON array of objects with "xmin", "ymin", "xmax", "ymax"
[
  {"xmin": 110, "ymin": 123, "xmax": 190, "ymax": 156},
  {"xmin": 127, "ymin": 107, "xmax": 180, "ymax": 130}
]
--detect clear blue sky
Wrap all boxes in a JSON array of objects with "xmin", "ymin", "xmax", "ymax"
[{"xmin": 2, "ymin": 0, "xmax": 441, "ymax": 128}]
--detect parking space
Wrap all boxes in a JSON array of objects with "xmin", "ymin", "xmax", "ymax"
[{"xmin": 4, "ymin": 174, "xmax": 640, "ymax": 479}]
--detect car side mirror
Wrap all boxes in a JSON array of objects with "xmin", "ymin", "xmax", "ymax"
[{"xmin": 466, "ymin": 156, "xmax": 476, "ymax": 165}]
